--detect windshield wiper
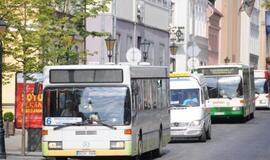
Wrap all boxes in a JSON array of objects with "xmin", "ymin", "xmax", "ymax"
[
  {"xmin": 53, "ymin": 119, "xmax": 117, "ymax": 131},
  {"xmin": 53, "ymin": 121, "xmax": 86, "ymax": 130},
  {"xmin": 93, "ymin": 120, "xmax": 117, "ymax": 130}
]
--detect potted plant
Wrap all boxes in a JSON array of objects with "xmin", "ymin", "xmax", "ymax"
[{"xmin": 3, "ymin": 112, "xmax": 15, "ymax": 137}]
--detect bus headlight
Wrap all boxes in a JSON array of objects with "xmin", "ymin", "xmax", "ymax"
[
  {"xmin": 48, "ymin": 141, "xmax": 62, "ymax": 150},
  {"xmin": 232, "ymin": 107, "xmax": 240, "ymax": 111},
  {"xmin": 110, "ymin": 141, "xmax": 125, "ymax": 149}
]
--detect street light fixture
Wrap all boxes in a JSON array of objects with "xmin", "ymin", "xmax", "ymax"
[
  {"xmin": 105, "ymin": 35, "xmax": 116, "ymax": 63},
  {"xmin": 224, "ymin": 56, "xmax": 230, "ymax": 64},
  {"xmin": 0, "ymin": 19, "xmax": 7, "ymax": 159},
  {"xmin": 140, "ymin": 39, "xmax": 150, "ymax": 62},
  {"xmin": 170, "ymin": 42, "xmax": 178, "ymax": 55}
]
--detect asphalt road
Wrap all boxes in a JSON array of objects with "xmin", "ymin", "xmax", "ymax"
[
  {"xmin": 157, "ymin": 110, "xmax": 270, "ymax": 160},
  {"xmin": 7, "ymin": 110, "xmax": 270, "ymax": 160}
]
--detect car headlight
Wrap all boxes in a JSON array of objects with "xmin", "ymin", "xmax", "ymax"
[
  {"xmin": 232, "ymin": 107, "xmax": 240, "ymax": 111},
  {"xmin": 48, "ymin": 141, "xmax": 62, "ymax": 150},
  {"xmin": 189, "ymin": 120, "xmax": 202, "ymax": 127},
  {"xmin": 110, "ymin": 141, "xmax": 125, "ymax": 149}
]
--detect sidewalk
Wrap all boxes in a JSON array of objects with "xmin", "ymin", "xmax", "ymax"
[{"xmin": 4, "ymin": 129, "xmax": 44, "ymax": 160}]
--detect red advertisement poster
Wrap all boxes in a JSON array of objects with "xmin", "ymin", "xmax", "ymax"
[{"xmin": 15, "ymin": 73, "xmax": 43, "ymax": 128}]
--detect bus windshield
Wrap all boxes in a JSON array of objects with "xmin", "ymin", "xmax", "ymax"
[
  {"xmin": 205, "ymin": 76, "xmax": 243, "ymax": 98},
  {"xmin": 255, "ymin": 79, "xmax": 269, "ymax": 94},
  {"xmin": 43, "ymin": 86, "xmax": 131, "ymax": 126},
  {"xmin": 170, "ymin": 89, "xmax": 200, "ymax": 107}
]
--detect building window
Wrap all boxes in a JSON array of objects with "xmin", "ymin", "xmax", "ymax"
[
  {"xmin": 127, "ymin": 35, "xmax": 133, "ymax": 50},
  {"xmin": 209, "ymin": 0, "xmax": 216, "ymax": 5}
]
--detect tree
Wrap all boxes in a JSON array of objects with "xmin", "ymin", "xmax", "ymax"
[
  {"xmin": 37, "ymin": 0, "xmax": 110, "ymax": 66},
  {"xmin": 0, "ymin": 0, "xmax": 110, "ymax": 155},
  {"xmin": 262, "ymin": 0, "xmax": 270, "ymax": 9}
]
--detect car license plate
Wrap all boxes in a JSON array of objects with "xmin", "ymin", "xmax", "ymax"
[
  {"xmin": 77, "ymin": 151, "xmax": 96, "ymax": 156},
  {"xmin": 214, "ymin": 112, "xmax": 224, "ymax": 115}
]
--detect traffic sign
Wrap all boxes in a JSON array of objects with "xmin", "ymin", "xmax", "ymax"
[
  {"xmin": 187, "ymin": 57, "xmax": 200, "ymax": 70},
  {"xmin": 126, "ymin": 48, "xmax": 142, "ymax": 64},
  {"xmin": 187, "ymin": 42, "xmax": 201, "ymax": 57}
]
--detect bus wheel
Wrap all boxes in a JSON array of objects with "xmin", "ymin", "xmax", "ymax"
[
  {"xmin": 206, "ymin": 125, "xmax": 212, "ymax": 140},
  {"xmin": 199, "ymin": 128, "xmax": 207, "ymax": 142},
  {"xmin": 55, "ymin": 157, "xmax": 67, "ymax": 160},
  {"xmin": 153, "ymin": 129, "xmax": 163, "ymax": 157},
  {"xmin": 134, "ymin": 137, "xmax": 143, "ymax": 160},
  {"xmin": 250, "ymin": 112, "xmax": 254, "ymax": 119}
]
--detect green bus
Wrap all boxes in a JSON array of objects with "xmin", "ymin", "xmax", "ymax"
[{"xmin": 194, "ymin": 64, "xmax": 255, "ymax": 121}]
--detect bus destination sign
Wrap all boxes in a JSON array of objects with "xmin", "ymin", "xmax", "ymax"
[{"xmin": 197, "ymin": 68, "xmax": 239, "ymax": 75}]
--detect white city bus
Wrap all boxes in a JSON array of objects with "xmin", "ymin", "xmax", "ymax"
[
  {"xmin": 254, "ymin": 70, "xmax": 270, "ymax": 109},
  {"xmin": 194, "ymin": 64, "xmax": 255, "ymax": 121},
  {"xmin": 41, "ymin": 64, "xmax": 170, "ymax": 160}
]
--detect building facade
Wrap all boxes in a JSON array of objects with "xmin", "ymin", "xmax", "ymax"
[
  {"xmin": 240, "ymin": 0, "xmax": 260, "ymax": 68},
  {"xmin": 215, "ymin": 0, "xmax": 241, "ymax": 64},
  {"xmin": 207, "ymin": 1, "xmax": 223, "ymax": 65},
  {"xmin": 170, "ymin": 0, "xmax": 208, "ymax": 72},
  {"xmin": 86, "ymin": 0, "xmax": 171, "ymax": 66}
]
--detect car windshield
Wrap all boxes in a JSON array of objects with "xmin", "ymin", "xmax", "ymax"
[
  {"xmin": 170, "ymin": 89, "xmax": 200, "ymax": 107},
  {"xmin": 255, "ymin": 79, "xmax": 269, "ymax": 94},
  {"xmin": 205, "ymin": 76, "xmax": 243, "ymax": 98},
  {"xmin": 43, "ymin": 86, "xmax": 131, "ymax": 126}
]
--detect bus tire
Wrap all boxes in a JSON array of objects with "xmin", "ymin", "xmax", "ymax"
[
  {"xmin": 250, "ymin": 112, "xmax": 254, "ymax": 119},
  {"xmin": 134, "ymin": 135, "xmax": 143, "ymax": 160},
  {"xmin": 55, "ymin": 157, "xmax": 67, "ymax": 160},
  {"xmin": 153, "ymin": 129, "xmax": 163, "ymax": 157},
  {"xmin": 206, "ymin": 125, "xmax": 212, "ymax": 140},
  {"xmin": 199, "ymin": 128, "xmax": 207, "ymax": 142}
]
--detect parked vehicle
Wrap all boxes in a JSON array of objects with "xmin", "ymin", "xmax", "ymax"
[
  {"xmin": 254, "ymin": 70, "xmax": 270, "ymax": 109},
  {"xmin": 41, "ymin": 64, "xmax": 170, "ymax": 160},
  {"xmin": 170, "ymin": 72, "xmax": 211, "ymax": 142}
]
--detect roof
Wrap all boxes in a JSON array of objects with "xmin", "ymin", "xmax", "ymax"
[{"xmin": 170, "ymin": 72, "xmax": 207, "ymax": 89}]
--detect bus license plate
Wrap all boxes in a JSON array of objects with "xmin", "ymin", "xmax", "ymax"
[
  {"xmin": 77, "ymin": 151, "xmax": 96, "ymax": 156},
  {"xmin": 214, "ymin": 112, "xmax": 224, "ymax": 115}
]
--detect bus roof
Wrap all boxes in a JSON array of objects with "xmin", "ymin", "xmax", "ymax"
[{"xmin": 43, "ymin": 64, "xmax": 168, "ymax": 86}]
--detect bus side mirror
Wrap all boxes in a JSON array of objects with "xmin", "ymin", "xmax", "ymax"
[{"xmin": 34, "ymin": 82, "xmax": 40, "ymax": 96}]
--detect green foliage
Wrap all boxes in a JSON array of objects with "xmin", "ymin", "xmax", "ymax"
[
  {"xmin": 262, "ymin": 0, "xmax": 270, "ymax": 9},
  {"xmin": 3, "ymin": 112, "xmax": 14, "ymax": 122},
  {"xmin": 0, "ymin": 0, "xmax": 110, "ymax": 83}
]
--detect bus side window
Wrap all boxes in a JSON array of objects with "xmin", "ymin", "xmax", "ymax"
[
  {"xmin": 143, "ymin": 80, "xmax": 152, "ymax": 110},
  {"xmin": 152, "ymin": 79, "xmax": 158, "ymax": 109},
  {"xmin": 131, "ymin": 80, "xmax": 139, "ymax": 111},
  {"xmin": 157, "ymin": 80, "xmax": 162, "ymax": 109}
]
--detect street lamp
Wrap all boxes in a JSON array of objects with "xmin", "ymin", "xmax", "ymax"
[
  {"xmin": 170, "ymin": 42, "xmax": 178, "ymax": 55},
  {"xmin": 0, "ymin": 19, "xmax": 7, "ymax": 159},
  {"xmin": 140, "ymin": 39, "xmax": 150, "ymax": 62},
  {"xmin": 224, "ymin": 56, "xmax": 230, "ymax": 64},
  {"xmin": 105, "ymin": 35, "xmax": 116, "ymax": 63}
]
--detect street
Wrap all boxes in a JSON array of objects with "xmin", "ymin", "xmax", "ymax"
[
  {"xmin": 6, "ymin": 110, "xmax": 270, "ymax": 160},
  {"xmin": 157, "ymin": 110, "xmax": 270, "ymax": 160}
]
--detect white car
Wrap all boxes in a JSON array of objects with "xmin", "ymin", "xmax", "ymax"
[{"xmin": 170, "ymin": 72, "xmax": 211, "ymax": 142}]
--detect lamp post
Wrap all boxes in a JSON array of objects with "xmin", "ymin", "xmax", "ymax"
[
  {"xmin": 170, "ymin": 42, "xmax": 178, "ymax": 55},
  {"xmin": 105, "ymin": 35, "xmax": 116, "ymax": 62},
  {"xmin": 224, "ymin": 56, "xmax": 230, "ymax": 64},
  {"xmin": 140, "ymin": 39, "xmax": 150, "ymax": 62},
  {"xmin": 0, "ymin": 19, "xmax": 7, "ymax": 159}
]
